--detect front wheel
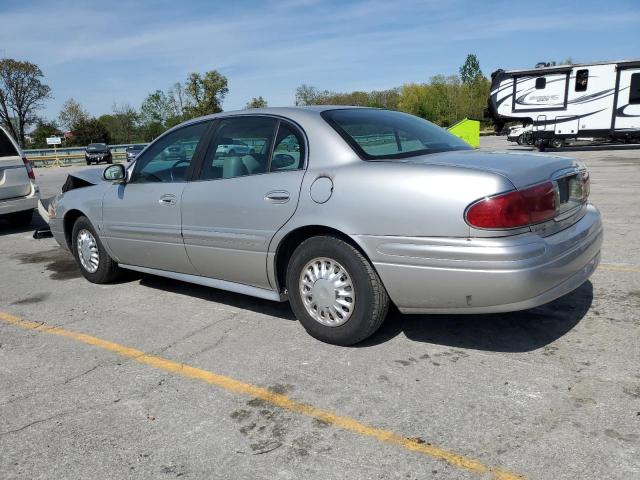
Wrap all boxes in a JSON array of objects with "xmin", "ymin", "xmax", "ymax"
[
  {"xmin": 71, "ymin": 216, "xmax": 122, "ymax": 283},
  {"xmin": 287, "ymin": 236, "xmax": 389, "ymax": 346}
]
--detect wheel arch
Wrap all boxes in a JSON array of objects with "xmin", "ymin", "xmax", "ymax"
[
  {"xmin": 273, "ymin": 224, "xmax": 377, "ymax": 293},
  {"xmin": 63, "ymin": 209, "xmax": 87, "ymax": 249}
]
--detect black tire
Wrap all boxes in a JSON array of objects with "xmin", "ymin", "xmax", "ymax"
[
  {"xmin": 228, "ymin": 149, "xmax": 236, "ymax": 156},
  {"xmin": 86, "ymin": 160, "xmax": 91, "ymax": 165},
  {"xmin": 517, "ymin": 134, "xmax": 524, "ymax": 146},
  {"xmin": 550, "ymin": 138, "xmax": 565, "ymax": 148},
  {"xmin": 287, "ymin": 236, "xmax": 390, "ymax": 346},
  {"xmin": 71, "ymin": 215, "xmax": 122, "ymax": 283},
  {"xmin": 7, "ymin": 209, "xmax": 33, "ymax": 227},
  {"xmin": 536, "ymin": 139, "xmax": 548, "ymax": 152}
]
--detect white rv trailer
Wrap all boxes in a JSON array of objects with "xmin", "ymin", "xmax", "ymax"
[{"xmin": 486, "ymin": 59, "xmax": 640, "ymax": 149}]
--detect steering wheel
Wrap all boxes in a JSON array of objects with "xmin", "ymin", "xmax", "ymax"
[{"xmin": 169, "ymin": 159, "xmax": 190, "ymax": 182}]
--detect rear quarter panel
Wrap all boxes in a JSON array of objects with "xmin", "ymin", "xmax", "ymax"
[{"xmin": 282, "ymin": 161, "xmax": 514, "ymax": 238}]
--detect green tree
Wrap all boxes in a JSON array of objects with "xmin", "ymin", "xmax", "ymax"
[
  {"xmin": 141, "ymin": 121, "xmax": 166, "ymax": 142},
  {"xmin": 72, "ymin": 117, "xmax": 111, "ymax": 146},
  {"xmin": 295, "ymin": 84, "xmax": 323, "ymax": 105},
  {"xmin": 97, "ymin": 103, "xmax": 140, "ymax": 144},
  {"xmin": 140, "ymin": 90, "xmax": 174, "ymax": 126},
  {"xmin": 0, "ymin": 59, "xmax": 52, "ymax": 147},
  {"xmin": 184, "ymin": 70, "xmax": 228, "ymax": 117},
  {"xmin": 58, "ymin": 98, "xmax": 88, "ymax": 131},
  {"xmin": 294, "ymin": 84, "xmax": 400, "ymax": 108},
  {"xmin": 459, "ymin": 54, "xmax": 483, "ymax": 85},
  {"xmin": 31, "ymin": 119, "xmax": 61, "ymax": 148},
  {"xmin": 111, "ymin": 102, "xmax": 139, "ymax": 143},
  {"xmin": 245, "ymin": 96, "xmax": 268, "ymax": 109}
]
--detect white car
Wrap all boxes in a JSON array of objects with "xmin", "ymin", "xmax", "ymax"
[
  {"xmin": 507, "ymin": 125, "xmax": 533, "ymax": 145},
  {"xmin": 0, "ymin": 126, "xmax": 39, "ymax": 226},
  {"xmin": 215, "ymin": 139, "xmax": 254, "ymax": 156}
]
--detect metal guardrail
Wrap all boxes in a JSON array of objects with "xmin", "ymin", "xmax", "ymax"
[
  {"xmin": 24, "ymin": 143, "xmax": 147, "ymax": 157},
  {"xmin": 24, "ymin": 143, "xmax": 146, "ymax": 168}
]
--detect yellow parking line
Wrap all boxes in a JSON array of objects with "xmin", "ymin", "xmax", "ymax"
[
  {"xmin": 598, "ymin": 263, "xmax": 640, "ymax": 273},
  {"xmin": 0, "ymin": 311, "xmax": 522, "ymax": 480}
]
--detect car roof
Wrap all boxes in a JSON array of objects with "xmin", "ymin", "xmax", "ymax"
[{"xmin": 181, "ymin": 105, "xmax": 370, "ymax": 125}]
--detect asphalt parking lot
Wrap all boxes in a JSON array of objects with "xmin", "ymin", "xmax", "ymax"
[{"xmin": 1, "ymin": 136, "xmax": 639, "ymax": 480}]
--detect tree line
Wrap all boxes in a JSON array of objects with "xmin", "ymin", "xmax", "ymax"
[{"xmin": 0, "ymin": 54, "xmax": 492, "ymax": 149}]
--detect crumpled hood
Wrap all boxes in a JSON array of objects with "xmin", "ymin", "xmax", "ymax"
[
  {"xmin": 395, "ymin": 149, "xmax": 578, "ymax": 188},
  {"xmin": 67, "ymin": 168, "xmax": 105, "ymax": 185}
]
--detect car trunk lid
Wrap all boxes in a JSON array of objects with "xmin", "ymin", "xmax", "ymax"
[{"xmin": 393, "ymin": 149, "xmax": 577, "ymax": 189}]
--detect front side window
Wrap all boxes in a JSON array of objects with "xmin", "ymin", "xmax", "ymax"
[
  {"xmin": 322, "ymin": 109, "xmax": 471, "ymax": 160},
  {"xmin": 200, "ymin": 117, "xmax": 278, "ymax": 180},
  {"xmin": 630, "ymin": 73, "xmax": 640, "ymax": 105},
  {"xmin": 131, "ymin": 122, "xmax": 208, "ymax": 183},
  {"xmin": 575, "ymin": 69, "xmax": 589, "ymax": 92}
]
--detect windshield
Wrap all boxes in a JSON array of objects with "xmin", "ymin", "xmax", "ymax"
[
  {"xmin": 322, "ymin": 109, "xmax": 471, "ymax": 160},
  {"xmin": 87, "ymin": 143, "xmax": 107, "ymax": 151},
  {"xmin": 127, "ymin": 145, "xmax": 144, "ymax": 151}
]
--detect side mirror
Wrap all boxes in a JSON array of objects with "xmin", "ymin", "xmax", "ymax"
[{"xmin": 103, "ymin": 164, "xmax": 126, "ymax": 183}]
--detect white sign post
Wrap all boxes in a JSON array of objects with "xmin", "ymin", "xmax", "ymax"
[{"xmin": 46, "ymin": 136, "xmax": 62, "ymax": 166}]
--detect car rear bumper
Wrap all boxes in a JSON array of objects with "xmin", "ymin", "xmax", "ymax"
[
  {"xmin": 0, "ymin": 182, "xmax": 39, "ymax": 216},
  {"xmin": 355, "ymin": 204, "xmax": 603, "ymax": 314}
]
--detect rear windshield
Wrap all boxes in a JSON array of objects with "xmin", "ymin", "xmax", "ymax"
[
  {"xmin": 0, "ymin": 129, "xmax": 19, "ymax": 157},
  {"xmin": 322, "ymin": 109, "xmax": 471, "ymax": 160}
]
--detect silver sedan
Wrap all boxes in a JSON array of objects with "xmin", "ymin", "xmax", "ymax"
[{"xmin": 46, "ymin": 107, "xmax": 602, "ymax": 345}]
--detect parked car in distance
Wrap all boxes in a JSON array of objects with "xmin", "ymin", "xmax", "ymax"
[
  {"xmin": 46, "ymin": 107, "xmax": 602, "ymax": 346},
  {"xmin": 85, "ymin": 143, "xmax": 112, "ymax": 165},
  {"xmin": 215, "ymin": 139, "xmax": 254, "ymax": 156},
  {"xmin": 507, "ymin": 124, "xmax": 534, "ymax": 145},
  {"xmin": 125, "ymin": 144, "xmax": 146, "ymax": 162},
  {"xmin": 0, "ymin": 126, "xmax": 39, "ymax": 227}
]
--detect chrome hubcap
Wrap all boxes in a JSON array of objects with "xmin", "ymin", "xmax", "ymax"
[
  {"xmin": 299, "ymin": 257, "xmax": 355, "ymax": 327},
  {"xmin": 76, "ymin": 229, "xmax": 99, "ymax": 273}
]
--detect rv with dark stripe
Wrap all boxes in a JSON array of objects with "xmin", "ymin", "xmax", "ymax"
[{"xmin": 487, "ymin": 59, "xmax": 640, "ymax": 149}]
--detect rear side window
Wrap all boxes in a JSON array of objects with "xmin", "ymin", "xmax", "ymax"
[
  {"xmin": 575, "ymin": 69, "xmax": 588, "ymax": 92},
  {"xmin": 630, "ymin": 73, "xmax": 640, "ymax": 105},
  {"xmin": 535, "ymin": 77, "xmax": 546, "ymax": 89},
  {"xmin": 0, "ymin": 130, "xmax": 19, "ymax": 157},
  {"xmin": 322, "ymin": 109, "xmax": 470, "ymax": 160},
  {"xmin": 271, "ymin": 122, "xmax": 304, "ymax": 172}
]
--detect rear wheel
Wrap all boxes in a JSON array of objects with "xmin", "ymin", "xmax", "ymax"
[
  {"xmin": 550, "ymin": 138, "xmax": 565, "ymax": 148},
  {"xmin": 71, "ymin": 216, "xmax": 122, "ymax": 283},
  {"xmin": 517, "ymin": 134, "xmax": 525, "ymax": 145},
  {"xmin": 287, "ymin": 236, "xmax": 389, "ymax": 346},
  {"xmin": 7, "ymin": 209, "xmax": 33, "ymax": 227}
]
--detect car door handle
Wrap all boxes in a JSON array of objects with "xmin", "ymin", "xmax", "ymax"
[
  {"xmin": 264, "ymin": 190, "xmax": 290, "ymax": 203},
  {"xmin": 159, "ymin": 194, "xmax": 177, "ymax": 206}
]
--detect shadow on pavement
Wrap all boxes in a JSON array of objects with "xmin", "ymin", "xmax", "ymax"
[
  {"xmin": 362, "ymin": 281, "xmax": 593, "ymax": 352},
  {"xmin": 139, "ymin": 274, "xmax": 297, "ymax": 321},
  {"xmin": 0, "ymin": 211, "xmax": 48, "ymax": 236},
  {"xmin": 140, "ymin": 270, "xmax": 592, "ymax": 352},
  {"xmin": 553, "ymin": 144, "xmax": 640, "ymax": 153}
]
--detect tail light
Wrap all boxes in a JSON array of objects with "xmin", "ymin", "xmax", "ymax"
[
  {"xmin": 465, "ymin": 181, "xmax": 557, "ymax": 229},
  {"xmin": 22, "ymin": 157, "xmax": 35, "ymax": 180}
]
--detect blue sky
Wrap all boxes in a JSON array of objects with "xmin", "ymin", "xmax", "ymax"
[{"xmin": 1, "ymin": 0, "xmax": 639, "ymax": 121}]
